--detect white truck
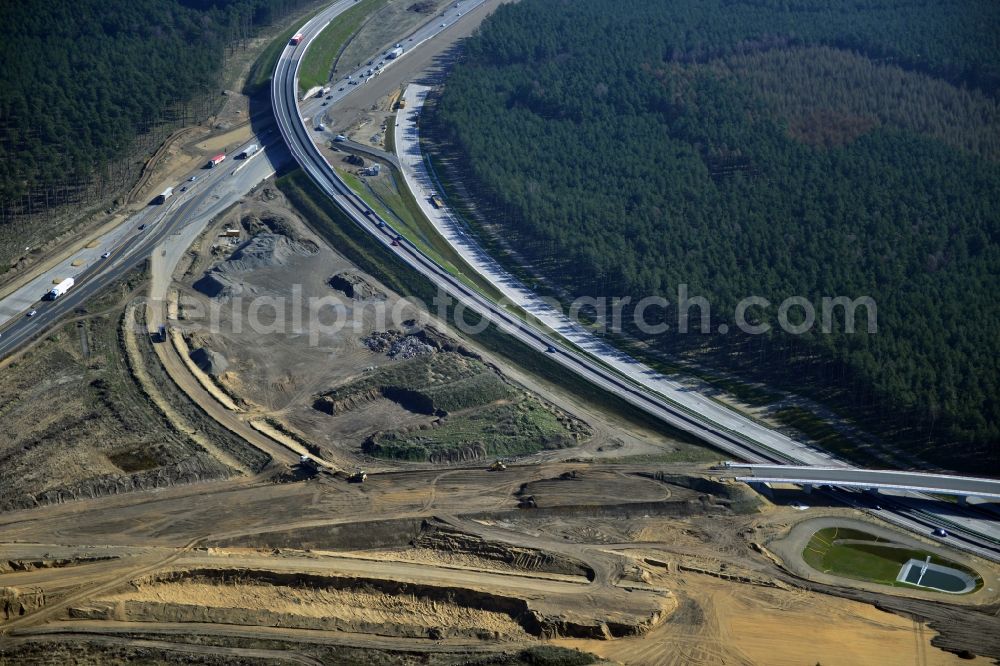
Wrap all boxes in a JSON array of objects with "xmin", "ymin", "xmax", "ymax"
[
  {"xmin": 386, "ymin": 46, "xmax": 403, "ymax": 59},
  {"xmin": 46, "ymin": 277, "xmax": 74, "ymax": 300},
  {"xmin": 239, "ymin": 144, "xmax": 259, "ymax": 159},
  {"xmin": 153, "ymin": 186, "xmax": 173, "ymax": 204}
]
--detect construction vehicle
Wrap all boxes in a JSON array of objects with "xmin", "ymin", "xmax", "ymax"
[
  {"xmin": 299, "ymin": 455, "xmax": 320, "ymax": 474},
  {"xmin": 348, "ymin": 469, "xmax": 367, "ymax": 483},
  {"xmin": 396, "ymin": 97, "xmax": 407, "ymax": 109},
  {"xmin": 489, "ymin": 460, "xmax": 507, "ymax": 472}
]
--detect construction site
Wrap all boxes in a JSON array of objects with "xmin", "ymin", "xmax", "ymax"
[
  {"xmin": 1, "ymin": 175, "xmax": 999, "ymax": 665},
  {"xmin": 1, "ymin": 1, "xmax": 999, "ymax": 664}
]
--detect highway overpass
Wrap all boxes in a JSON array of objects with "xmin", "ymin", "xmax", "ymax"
[{"xmin": 722, "ymin": 464, "xmax": 1000, "ymax": 502}]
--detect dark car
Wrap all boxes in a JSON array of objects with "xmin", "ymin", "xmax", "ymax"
[
  {"xmin": 932, "ymin": 528, "xmax": 949, "ymax": 537},
  {"xmin": 138, "ymin": 224, "xmax": 147, "ymax": 230}
]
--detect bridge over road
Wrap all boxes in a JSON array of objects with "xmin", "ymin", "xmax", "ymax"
[{"xmin": 720, "ymin": 464, "xmax": 1000, "ymax": 503}]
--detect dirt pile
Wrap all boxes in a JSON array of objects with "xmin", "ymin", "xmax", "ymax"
[
  {"xmin": 329, "ymin": 271, "xmax": 386, "ymax": 301},
  {"xmin": 414, "ymin": 521, "xmax": 594, "ymax": 580},
  {"xmin": 0, "ymin": 554, "xmax": 117, "ymax": 574},
  {"xmin": 194, "ymin": 233, "xmax": 318, "ymax": 299},
  {"xmin": 364, "ymin": 329, "xmax": 434, "ymax": 358},
  {"xmin": 189, "ymin": 347, "xmax": 229, "ymax": 376},
  {"xmin": 1, "ymin": 586, "xmax": 44, "ymax": 621}
]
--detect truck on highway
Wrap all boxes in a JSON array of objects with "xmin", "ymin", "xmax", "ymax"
[
  {"xmin": 239, "ymin": 144, "xmax": 259, "ymax": 159},
  {"xmin": 290, "ymin": 33, "xmax": 304, "ymax": 45},
  {"xmin": 430, "ymin": 194, "xmax": 445, "ymax": 208},
  {"xmin": 386, "ymin": 46, "xmax": 403, "ymax": 59},
  {"xmin": 153, "ymin": 186, "xmax": 173, "ymax": 204},
  {"xmin": 45, "ymin": 277, "xmax": 74, "ymax": 300},
  {"xmin": 208, "ymin": 154, "xmax": 226, "ymax": 168}
]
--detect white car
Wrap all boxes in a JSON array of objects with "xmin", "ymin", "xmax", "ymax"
[
  {"xmin": 27, "ymin": 310, "xmax": 37, "ymax": 317},
  {"xmin": 101, "ymin": 251, "xmax": 111, "ymax": 258},
  {"xmin": 188, "ymin": 176, "xmax": 197, "ymax": 182}
]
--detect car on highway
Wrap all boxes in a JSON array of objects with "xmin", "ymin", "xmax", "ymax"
[
  {"xmin": 101, "ymin": 251, "xmax": 111, "ymax": 258},
  {"xmin": 338, "ymin": 87, "xmax": 345, "ymax": 91},
  {"xmin": 181, "ymin": 186, "xmax": 188, "ymax": 192},
  {"xmin": 933, "ymin": 528, "xmax": 949, "ymax": 537},
  {"xmin": 26, "ymin": 310, "xmax": 37, "ymax": 317},
  {"xmin": 188, "ymin": 176, "xmax": 197, "ymax": 182},
  {"xmin": 138, "ymin": 224, "xmax": 147, "ymax": 230},
  {"xmin": 440, "ymin": 22, "xmax": 446, "ymax": 27},
  {"xmin": 321, "ymin": 102, "xmax": 328, "ymax": 106},
  {"xmin": 326, "ymin": 95, "xmax": 332, "ymax": 99},
  {"xmin": 546, "ymin": 345, "xmax": 557, "ymax": 353}
]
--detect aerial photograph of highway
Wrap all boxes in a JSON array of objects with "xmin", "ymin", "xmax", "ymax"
[{"xmin": 0, "ymin": 0, "xmax": 997, "ymax": 664}]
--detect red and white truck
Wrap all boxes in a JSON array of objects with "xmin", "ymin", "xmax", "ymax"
[
  {"xmin": 208, "ymin": 154, "xmax": 226, "ymax": 168},
  {"xmin": 290, "ymin": 33, "xmax": 304, "ymax": 45}
]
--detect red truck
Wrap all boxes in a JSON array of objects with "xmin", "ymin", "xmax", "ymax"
[{"xmin": 290, "ymin": 33, "xmax": 304, "ymax": 45}]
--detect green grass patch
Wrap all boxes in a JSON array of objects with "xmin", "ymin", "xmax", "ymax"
[
  {"xmin": 298, "ymin": 0, "xmax": 388, "ymax": 93},
  {"xmin": 335, "ymin": 163, "xmax": 510, "ymax": 303},
  {"xmin": 802, "ymin": 526, "xmax": 981, "ymax": 591},
  {"xmin": 367, "ymin": 396, "xmax": 582, "ymax": 462},
  {"xmin": 315, "ymin": 352, "xmax": 510, "ymax": 416},
  {"xmin": 313, "ymin": 349, "xmax": 586, "ymax": 463}
]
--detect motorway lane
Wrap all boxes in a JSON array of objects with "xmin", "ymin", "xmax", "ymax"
[
  {"xmin": 0, "ymin": 136, "xmax": 275, "ymax": 360},
  {"xmin": 298, "ymin": 0, "xmax": 487, "ymax": 132}
]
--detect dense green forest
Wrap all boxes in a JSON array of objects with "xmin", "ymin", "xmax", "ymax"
[
  {"xmin": 429, "ymin": 0, "xmax": 1000, "ymax": 471},
  {"xmin": 0, "ymin": 0, "xmax": 316, "ymax": 259}
]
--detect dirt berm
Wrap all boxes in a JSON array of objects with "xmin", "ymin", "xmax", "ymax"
[
  {"xmin": 210, "ymin": 518, "xmax": 594, "ymax": 580},
  {"xmin": 81, "ymin": 567, "xmax": 664, "ymax": 640}
]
